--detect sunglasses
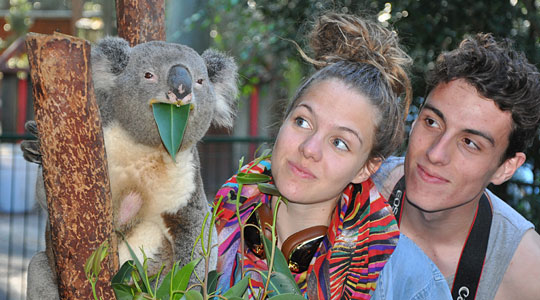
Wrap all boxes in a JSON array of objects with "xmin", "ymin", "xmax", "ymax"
[{"xmin": 244, "ymin": 203, "xmax": 327, "ymax": 273}]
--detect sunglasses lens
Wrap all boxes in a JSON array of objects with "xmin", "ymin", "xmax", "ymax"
[
  {"xmin": 288, "ymin": 236, "xmax": 324, "ymax": 273},
  {"xmin": 244, "ymin": 212, "xmax": 265, "ymax": 258}
]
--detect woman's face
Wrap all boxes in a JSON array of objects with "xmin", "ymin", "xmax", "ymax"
[{"xmin": 271, "ymin": 79, "xmax": 380, "ymax": 207}]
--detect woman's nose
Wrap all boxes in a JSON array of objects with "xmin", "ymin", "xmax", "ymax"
[{"xmin": 299, "ymin": 133, "xmax": 323, "ymax": 161}]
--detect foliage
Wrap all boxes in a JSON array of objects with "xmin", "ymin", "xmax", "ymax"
[
  {"xmin": 183, "ymin": 0, "xmax": 540, "ymax": 228},
  {"xmin": 85, "ymin": 151, "xmax": 304, "ymax": 299},
  {"xmin": 183, "ymin": 0, "xmax": 375, "ymax": 97},
  {"xmin": 1, "ymin": 0, "xmax": 33, "ymax": 49},
  {"xmin": 151, "ymin": 102, "xmax": 192, "ymax": 162}
]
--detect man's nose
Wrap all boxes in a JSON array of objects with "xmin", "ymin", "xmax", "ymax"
[{"xmin": 426, "ymin": 134, "xmax": 452, "ymax": 165}]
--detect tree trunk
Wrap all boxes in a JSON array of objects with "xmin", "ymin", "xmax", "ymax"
[
  {"xmin": 25, "ymin": 32, "xmax": 118, "ymax": 300},
  {"xmin": 116, "ymin": 0, "xmax": 166, "ymax": 46}
]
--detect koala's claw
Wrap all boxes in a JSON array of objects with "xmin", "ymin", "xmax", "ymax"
[
  {"xmin": 21, "ymin": 120, "xmax": 42, "ymax": 165},
  {"xmin": 21, "ymin": 140, "xmax": 42, "ymax": 164},
  {"xmin": 24, "ymin": 120, "xmax": 39, "ymax": 136}
]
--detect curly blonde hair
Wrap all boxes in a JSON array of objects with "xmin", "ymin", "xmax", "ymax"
[{"xmin": 286, "ymin": 12, "xmax": 412, "ymax": 160}]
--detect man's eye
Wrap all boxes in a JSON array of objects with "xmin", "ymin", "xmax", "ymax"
[
  {"xmin": 463, "ymin": 138, "xmax": 479, "ymax": 150},
  {"xmin": 295, "ymin": 117, "xmax": 310, "ymax": 129},
  {"xmin": 333, "ymin": 138, "xmax": 349, "ymax": 151},
  {"xmin": 425, "ymin": 117, "xmax": 438, "ymax": 128}
]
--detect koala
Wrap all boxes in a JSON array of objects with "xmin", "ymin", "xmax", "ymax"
[{"xmin": 23, "ymin": 37, "xmax": 238, "ymax": 284}]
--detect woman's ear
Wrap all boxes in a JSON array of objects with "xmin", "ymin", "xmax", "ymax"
[
  {"xmin": 352, "ymin": 157, "xmax": 383, "ymax": 184},
  {"xmin": 490, "ymin": 152, "xmax": 526, "ymax": 185}
]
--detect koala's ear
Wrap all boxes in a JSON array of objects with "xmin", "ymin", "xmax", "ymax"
[
  {"xmin": 202, "ymin": 49, "xmax": 238, "ymax": 129},
  {"xmin": 91, "ymin": 37, "xmax": 131, "ymax": 91}
]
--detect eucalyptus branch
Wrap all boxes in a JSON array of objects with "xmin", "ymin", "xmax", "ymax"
[
  {"xmin": 153, "ymin": 264, "xmax": 165, "ymax": 293},
  {"xmin": 261, "ymin": 196, "xmax": 283, "ymax": 300},
  {"xmin": 235, "ymin": 182, "xmax": 246, "ymax": 277}
]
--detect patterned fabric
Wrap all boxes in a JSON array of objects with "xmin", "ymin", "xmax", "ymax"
[{"xmin": 214, "ymin": 158, "xmax": 399, "ymax": 300}]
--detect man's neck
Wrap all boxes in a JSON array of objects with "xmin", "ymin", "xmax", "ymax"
[{"xmin": 399, "ymin": 196, "xmax": 481, "ymax": 276}]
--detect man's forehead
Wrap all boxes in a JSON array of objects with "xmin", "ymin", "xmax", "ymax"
[{"xmin": 422, "ymin": 80, "xmax": 513, "ymax": 145}]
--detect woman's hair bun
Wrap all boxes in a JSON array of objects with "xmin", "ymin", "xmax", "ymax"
[{"xmin": 307, "ymin": 12, "xmax": 412, "ymax": 104}]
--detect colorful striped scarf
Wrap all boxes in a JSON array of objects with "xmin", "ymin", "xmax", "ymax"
[{"xmin": 214, "ymin": 158, "xmax": 399, "ymax": 299}]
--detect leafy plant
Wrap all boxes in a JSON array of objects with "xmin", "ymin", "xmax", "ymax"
[
  {"xmin": 85, "ymin": 240, "xmax": 110, "ymax": 300},
  {"xmin": 151, "ymin": 102, "xmax": 192, "ymax": 162},
  {"xmin": 85, "ymin": 151, "xmax": 305, "ymax": 299}
]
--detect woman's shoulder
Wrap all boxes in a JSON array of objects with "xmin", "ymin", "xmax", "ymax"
[
  {"xmin": 215, "ymin": 158, "xmax": 271, "ymax": 198},
  {"xmin": 371, "ymin": 156, "xmax": 405, "ymax": 200}
]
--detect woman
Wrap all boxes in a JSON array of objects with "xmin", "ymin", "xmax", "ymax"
[{"xmin": 214, "ymin": 12, "xmax": 413, "ymax": 299}]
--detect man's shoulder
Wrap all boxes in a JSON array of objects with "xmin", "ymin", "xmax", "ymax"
[
  {"xmin": 485, "ymin": 189, "xmax": 534, "ymax": 231},
  {"xmin": 373, "ymin": 234, "xmax": 452, "ymax": 300},
  {"xmin": 494, "ymin": 229, "xmax": 540, "ymax": 300},
  {"xmin": 372, "ymin": 156, "xmax": 405, "ymax": 200},
  {"xmin": 482, "ymin": 189, "xmax": 537, "ymax": 299}
]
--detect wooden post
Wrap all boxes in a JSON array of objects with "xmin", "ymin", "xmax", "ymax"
[
  {"xmin": 116, "ymin": 0, "xmax": 166, "ymax": 46},
  {"xmin": 25, "ymin": 32, "xmax": 118, "ymax": 299}
]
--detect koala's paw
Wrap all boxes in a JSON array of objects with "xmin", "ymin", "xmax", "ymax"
[{"xmin": 21, "ymin": 120, "xmax": 42, "ymax": 165}]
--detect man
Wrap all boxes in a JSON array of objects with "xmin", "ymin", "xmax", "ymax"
[{"xmin": 373, "ymin": 33, "xmax": 540, "ymax": 300}]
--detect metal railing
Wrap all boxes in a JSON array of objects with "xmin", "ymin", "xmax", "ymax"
[{"xmin": 0, "ymin": 133, "xmax": 273, "ymax": 300}]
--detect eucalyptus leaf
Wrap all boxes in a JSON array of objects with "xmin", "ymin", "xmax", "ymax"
[
  {"xmin": 261, "ymin": 235, "xmax": 301, "ymax": 295},
  {"xmin": 260, "ymin": 271, "xmax": 301, "ymax": 296},
  {"xmin": 155, "ymin": 261, "xmax": 180, "ymax": 299},
  {"xmin": 123, "ymin": 240, "xmax": 151, "ymax": 293},
  {"xmin": 236, "ymin": 173, "xmax": 271, "ymax": 184},
  {"xmin": 112, "ymin": 260, "xmax": 134, "ymax": 284},
  {"xmin": 179, "ymin": 290, "xmax": 203, "ymax": 300},
  {"xmin": 223, "ymin": 275, "xmax": 250, "ymax": 298},
  {"xmin": 206, "ymin": 270, "xmax": 220, "ymax": 294},
  {"xmin": 170, "ymin": 258, "xmax": 202, "ymax": 300},
  {"xmin": 133, "ymin": 292, "xmax": 147, "ymax": 300},
  {"xmin": 257, "ymin": 183, "xmax": 281, "ymax": 196},
  {"xmin": 152, "ymin": 103, "xmax": 191, "ymax": 162},
  {"xmin": 112, "ymin": 283, "xmax": 135, "ymax": 300},
  {"xmin": 267, "ymin": 293, "xmax": 307, "ymax": 299},
  {"xmin": 84, "ymin": 247, "xmax": 97, "ymax": 277}
]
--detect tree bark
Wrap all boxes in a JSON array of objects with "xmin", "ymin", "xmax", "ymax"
[
  {"xmin": 25, "ymin": 32, "xmax": 118, "ymax": 300},
  {"xmin": 116, "ymin": 0, "xmax": 166, "ymax": 46}
]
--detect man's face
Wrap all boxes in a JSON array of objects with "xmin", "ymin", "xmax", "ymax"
[{"xmin": 404, "ymin": 79, "xmax": 523, "ymax": 212}]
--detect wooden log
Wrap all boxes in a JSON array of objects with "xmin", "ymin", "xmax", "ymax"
[
  {"xmin": 25, "ymin": 32, "xmax": 118, "ymax": 299},
  {"xmin": 116, "ymin": 0, "xmax": 166, "ymax": 46}
]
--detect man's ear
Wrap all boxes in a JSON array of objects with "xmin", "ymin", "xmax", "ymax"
[
  {"xmin": 490, "ymin": 152, "xmax": 526, "ymax": 185},
  {"xmin": 352, "ymin": 158, "xmax": 383, "ymax": 184}
]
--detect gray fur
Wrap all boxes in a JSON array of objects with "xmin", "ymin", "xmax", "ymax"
[
  {"xmin": 92, "ymin": 38, "xmax": 238, "ymax": 147},
  {"xmin": 25, "ymin": 37, "xmax": 237, "ymax": 298}
]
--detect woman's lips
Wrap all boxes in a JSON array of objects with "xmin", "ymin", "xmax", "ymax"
[
  {"xmin": 288, "ymin": 161, "xmax": 316, "ymax": 179},
  {"xmin": 417, "ymin": 164, "xmax": 449, "ymax": 184}
]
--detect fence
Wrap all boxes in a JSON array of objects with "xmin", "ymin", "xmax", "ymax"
[{"xmin": 0, "ymin": 133, "xmax": 272, "ymax": 300}]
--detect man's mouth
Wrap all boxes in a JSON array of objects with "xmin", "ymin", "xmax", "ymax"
[{"xmin": 417, "ymin": 164, "xmax": 449, "ymax": 184}]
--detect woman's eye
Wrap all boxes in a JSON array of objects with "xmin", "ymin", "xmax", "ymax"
[
  {"xmin": 333, "ymin": 138, "xmax": 349, "ymax": 151},
  {"xmin": 294, "ymin": 117, "xmax": 310, "ymax": 129},
  {"xmin": 144, "ymin": 72, "xmax": 154, "ymax": 79}
]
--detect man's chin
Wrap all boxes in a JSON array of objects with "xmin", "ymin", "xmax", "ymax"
[{"xmin": 406, "ymin": 196, "xmax": 476, "ymax": 214}]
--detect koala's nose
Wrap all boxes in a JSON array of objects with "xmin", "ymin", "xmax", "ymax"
[{"xmin": 167, "ymin": 65, "xmax": 192, "ymax": 100}]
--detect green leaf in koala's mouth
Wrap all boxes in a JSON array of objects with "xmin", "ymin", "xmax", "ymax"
[{"xmin": 152, "ymin": 103, "xmax": 191, "ymax": 162}]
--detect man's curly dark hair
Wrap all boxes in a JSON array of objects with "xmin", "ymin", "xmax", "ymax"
[{"xmin": 426, "ymin": 33, "xmax": 540, "ymax": 161}]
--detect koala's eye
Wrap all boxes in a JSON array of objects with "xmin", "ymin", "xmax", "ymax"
[
  {"xmin": 196, "ymin": 79, "xmax": 203, "ymax": 85},
  {"xmin": 144, "ymin": 72, "xmax": 154, "ymax": 79}
]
